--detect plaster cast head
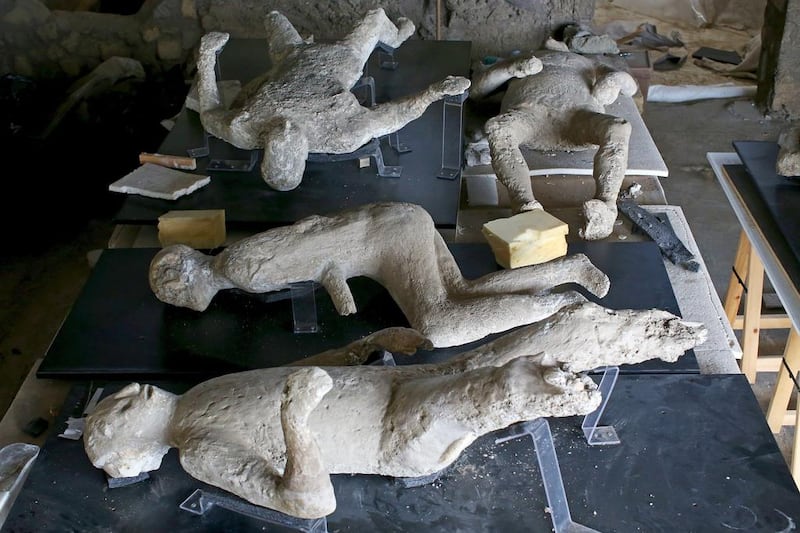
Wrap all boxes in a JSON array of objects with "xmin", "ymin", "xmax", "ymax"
[
  {"xmin": 149, "ymin": 245, "xmax": 218, "ymax": 311},
  {"xmin": 84, "ymin": 383, "xmax": 177, "ymax": 478}
]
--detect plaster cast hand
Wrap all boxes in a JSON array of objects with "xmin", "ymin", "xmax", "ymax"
[
  {"xmin": 508, "ymin": 54, "xmax": 543, "ymax": 79},
  {"xmin": 320, "ymin": 264, "xmax": 357, "ymax": 315}
]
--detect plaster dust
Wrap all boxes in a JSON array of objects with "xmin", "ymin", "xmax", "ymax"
[
  {"xmin": 194, "ymin": 9, "xmax": 470, "ymax": 191},
  {"xmin": 84, "ymin": 301, "xmax": 707, "ymax": 519},
  {"xmin": 148, "ymin": 202, "xmax": 612, "ymax": 348}
]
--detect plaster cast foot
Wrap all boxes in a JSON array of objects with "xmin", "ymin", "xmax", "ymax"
[
  {"xmin": 200, "ymin": 31, "xmax": 230, "ymax": 58},
  {"xmin": 579, "ymin": 199, "xmax": 618, "ymax": 240},
  {"xmin": 279, "ymin": 368, "xmax": 336, "ymax": 517},
  {"xmin": 429, "ymin": 75, "xmax": 472, "ymax": 99},
  {"xmin": 518, "ymin": 200, "xmax": 544, "ymax": 212}
]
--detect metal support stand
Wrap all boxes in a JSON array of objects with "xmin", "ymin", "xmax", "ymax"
[
  {"xmin": 307, "ymin": 138, "xmax": 402, "ymax": 178},
  {"xmin": 495, "ymin": 419, "xmax": 601, "ymax": 533},
  {"xmin": 180, "ymin": 488, "xmax": 328, "ymax": 533},
  {"xmin": 186, "ymin": 132, "xmax": 260, "ymax": 172},
  {"xmin": 375, "ymin": 42, "xmax": 398, "ymax": 70},
  {"xmin": 437, "ymin": 91, "xmax": 468, "ymax": 180},
  {"xmin": 289, "ymin": 281, "xmax": 319, "ymax": 334},
  {"xmin": 352, "ymin": 75, "xmax": 376, "ymax": 107}
]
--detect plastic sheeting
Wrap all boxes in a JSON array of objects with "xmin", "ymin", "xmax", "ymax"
[{"xmin": 607, "ymin": 0, "xmax": 766, "ymax": 32}]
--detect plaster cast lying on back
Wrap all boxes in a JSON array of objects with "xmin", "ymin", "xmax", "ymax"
[
  {"xmin": 148, "ymin": 202, "xmax": 611, "ymax": 348},
  {"xmin": 84, "ymin": 301, "xmax": 707, "ymax": 519},
  {"xmin": 195, "ymin": 8, "xmax": 470, "ymax": 191},
  {"xmin": 470, "ymin": 38, "xmax": 639, "ymax": 240}
]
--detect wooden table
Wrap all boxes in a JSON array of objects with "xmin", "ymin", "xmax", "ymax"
[{"xmin": 708, "ymin": 151, "xmax": 800, "ymax": 483}]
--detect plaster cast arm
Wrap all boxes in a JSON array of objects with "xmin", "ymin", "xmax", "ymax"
[
  {"xmin": 179, "ymin": 368, "xmax": 336, "ymax": 519},
  {"xmin": 289, "ymin": 327, "xmax": 432, "ymax": 367},
  {"xmin": 469, "ymin": 53, "xmax": 543, "ymax": 100},
  {"xmin": 320, "ymin": 264, "xmax": 356, "ymax": 315}
]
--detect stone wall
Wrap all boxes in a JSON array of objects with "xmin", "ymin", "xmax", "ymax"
[
  {"xmin": 756, "ymin": 0, "xmax": 800, "ymax": 119},
  {"xmin": 0, "ymin": 0, "xmax": 594, "ymax": 79}
]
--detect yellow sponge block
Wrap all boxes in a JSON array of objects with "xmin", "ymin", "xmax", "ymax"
[
  {"xmin": 158, "ymin": 209, "xmax": 226, "ymax": 249},
  {"xmin": 482, "ymin": 210, "xmax": 569, "ymax": 269}
]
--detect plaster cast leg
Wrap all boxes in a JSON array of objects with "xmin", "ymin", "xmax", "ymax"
[
  {"xmin": 443, "ymin": 301, "xmax": 708, "ymax": 374},
  {"xmin": 470, "ymin": 54, "xmax": 543, "ymax": 99},
  {"xmin": 347, "ymin": 76, "xmax": 471, "ymax": 141},
  {"xmin": 459, "ymin": 252, "xmax": 610, "ymax": 298},
  {"xmin": 417, "ymin": 290, "xmax": 588, "ymax": 347},
  {"xmin": 485, "ymin": 110, "xmax": 541, "ymax": 213},
  {"xmin": 383, "ymin": 356, "xmax": 600, "ymax": 474},
  {"xmin": 260, "ymin": 116, "xmax": 309, "ymax": 191},
  {"xmin": 566, "ymin": 109, "xmax": 632, "ymax": 240},
  {"xmin": 278, "ymin": 368, "xmax": 336, "ymax": 516},
  {"xmin": 196, "ymin": 32, "xmax": 238, "ymax": 140},
  {"xmin": 264, "ymin": 10, "xmax": 304, "ymax": 63},
  {"xmin": 332, "ymin": 8, "xmax": 415, "ymax": 87},
  {"xmin": 592, "ymin": 69, "xmax": 638, "ymax": 106}
]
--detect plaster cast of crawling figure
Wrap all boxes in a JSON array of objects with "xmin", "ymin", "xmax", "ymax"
[
  {"xmin": 470, "ymin": 40, "xmax": 639, "ymax": 240},
  {"xmin": 149, "ymin": 202, "xmax": 611, "ymax": 348},
  {"xmin": 196, "ymin": 9, "xmax": 470, "ymax": 191},
  {"xmin": 84, "ymin": 301, "xmax": 707, "ymax": 519}
]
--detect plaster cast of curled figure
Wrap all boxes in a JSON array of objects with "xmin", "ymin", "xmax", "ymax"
[
  {"xmin": 195, "ymin": 8, "xmax": 471, "ymax": 191},
  {"xmin": 470, "ymin": 39, "xmax": 639, "ymax": 240},
  {"xmin": 148, "ymin": 202, "xmax": 611, "ymax": 348},
  {"xmin": 84, "ymin": 302, "xmax": 707, "ymax": 519}
]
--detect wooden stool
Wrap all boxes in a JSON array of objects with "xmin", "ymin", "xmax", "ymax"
[
  {"xmin": 723, "ymin": 231, "xmax": 792, "ymax": 382},
  {"xmin": 725, "ymin": 230, "xmax": 800, "ymax": 486}
]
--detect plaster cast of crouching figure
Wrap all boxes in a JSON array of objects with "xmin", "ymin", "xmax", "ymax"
[
  {"xmin": 84, "ymin": 302, "xmax": 707, "ymax": 519},
  {"xmin": 196, "ymin": 9, "xmax": 471, "ymax": 191},
  {"xmin": 470, "ymin": 42, "xmax": 639, "ymax": 240},
  {"xmin": 149, "ymin": 202, "xmax": 611, "ymax": 348}
]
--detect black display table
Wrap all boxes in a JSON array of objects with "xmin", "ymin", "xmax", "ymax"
[
  {"xmin": 3, "ymin": 374, "xmax": 798, "ymax": 532},
  {"xmin": 732, "ymin": 140, "xmax": 800, "ymax": 266},
  {"xmin": 112, "ymin": 39, "xmax": 472, "ymax": 230},
  {"xmin": 37, "ymin": 241, "xmax": 698, "ymax": 380}
]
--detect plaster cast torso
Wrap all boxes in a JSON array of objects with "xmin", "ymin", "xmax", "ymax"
[
  {"xmin": 151, "ymin": 202, "xmax": 615, "ymax": 347},
  {"xmin": 221, "ymin": 45, "xmax": 379, "ymax": 154},
  {"xmin": 501, "ymin": 51, "xmax": 605, "ymax": 151}
]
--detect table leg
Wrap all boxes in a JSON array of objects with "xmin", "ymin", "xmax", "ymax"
[
  {"xmin": 724, "ymin": 231, "xmax": 750, "ymax": 324},
  {"xmin": 767, "ymin": 329, "xmax": 800, "ymax": 433},
  {"xmin": 740, "ymin": 249, "xmax": 765, "ymax": 383}
]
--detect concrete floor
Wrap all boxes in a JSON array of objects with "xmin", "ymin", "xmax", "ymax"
[{"xmin": 0, "ymin": 94, "xmax": 796, "ymax": 472}]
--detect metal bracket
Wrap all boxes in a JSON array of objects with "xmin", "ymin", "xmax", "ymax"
[
  {"xmin": 375, "ymin": 42, "xmax": 399, "ymax": 70},
  {"xmin": 307, "ymin": 138, "xmax": 402, "ymax": 178}
]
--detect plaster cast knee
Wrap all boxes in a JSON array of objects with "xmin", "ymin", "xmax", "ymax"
[{"xmin": 261, "ymin": 117, "xmax": 309, "ymax": 192}]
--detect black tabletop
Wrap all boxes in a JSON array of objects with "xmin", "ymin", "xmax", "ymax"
[
  {"xmin": 4, "ymin": 374, "xmax": 797, "ymax": 533},
  {"xmin": 113, "ymin": 39, "xmax": 472, "ymax": 230}
]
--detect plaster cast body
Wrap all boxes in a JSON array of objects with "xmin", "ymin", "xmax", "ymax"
[
  {"xmin": 470, "ymin": 42, "xmax": 638, "ymax": 240},
  {"xmin": 195, "ymin": 9, "xmax": 470, "ymax": 191},
  {"xmin": 149, "ymin": 202, "xmax": 611, "ymax": 348},
  {"xmin": 84, "ymin": 302, "xmax": 707, "ymax": 519}
]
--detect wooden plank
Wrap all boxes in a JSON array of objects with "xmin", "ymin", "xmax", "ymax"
[
  {"xmin": 767, "ymin": 329, "xmax": 800, "ymax": 433},
  {"xmin": 741, "ymin": 250, "xmax": 765, "ymax": 383},
  {"xmin": 733, "ymin": 314, "xmax": 792, "ymax": 330},
  {"xmin": 724, "ymin": 231, "xmax": 750, "ymax": 324}
]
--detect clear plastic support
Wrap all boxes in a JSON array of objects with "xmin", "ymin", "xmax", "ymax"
[
  {"xmin": 289, "ymin": 281, "xmax": 319, "ymax": 334},
  {"xmin": 438, "ymin": 91, "xmax": 468, "ymax": 180},
  {"xmin": 369, "ymin": 350, "xmax": 397, "ymax": 366},
  {"xmin": 375, "ymin": 42, "xmax": 398, "ymax": 70},
  {"xmin": 180, "ymin": 488, "xmax": 328, "ymax": 533},
  {"xmin": 582, "ymin": 366, "xmax": 620, "ymax": 446},
  {"xmin": 495, "ymin": 419, "xmax": 601, "ymax": 533},
  {"xmin": 58, "ymin": 386, "xmax": 104, "ymax": 440}
]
